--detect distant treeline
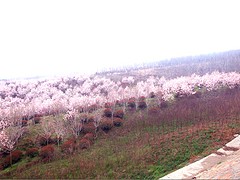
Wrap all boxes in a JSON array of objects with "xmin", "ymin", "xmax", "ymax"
[{"xmin": 97, "ymin": 49, "xmax": 240, "ymax": 80}]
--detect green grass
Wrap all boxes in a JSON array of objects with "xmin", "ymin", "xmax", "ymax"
[
  {"xmin": 1, "ymin": 121, "xmax": 239, "ymax": 179},
  {"xmin": 1, "ymin": 88, "xmax": 240, "ymax": 179}
]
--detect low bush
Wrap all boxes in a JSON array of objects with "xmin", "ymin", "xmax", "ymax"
[
  {"xmin": 79, "ymin": 138, "xmax": 91, "ymax": 149},
  {"xmin": 138, "ymin": 96, "xmax": 146, "ymax": 101},
  {"xmin": 148, "ymin": 107, "xmax": 159, "ymax": 114},
  {"xmin": 129, "ymin": 97, "xmax": 136, "ymax": 101},
  {"xmin": 34, "ymin": 113, "xmax": 43, "ymax": 118},
  {"xmin": 26, "ymin": 148, "xmax": 39, "ymax": 158},
  {"xmin": 37, "ymin": 136, "xmax": 53, "ymax": 146},
  {"xmin": 127, "ymin": 100, "xmax": 136, "ymax": 108},
  {"xmin": 138, "ymin": 101, "xmax": 147, "ymax": 109},
  {"xmin": 149, "ymin": 92, "xmax": 155, "ymax": 98},
  {"xmin": 87, "ymin": 115, "xmax": 95, "ymax": 123},
  {"xmin": 82, "ymin": 123, "xmax": 97, "ymax": 134},
  {"xmin": 159, "ymin": 101, "xmax": 168, "ymax": 109},
  {"xmin": 100, "ymin": 119, "xmax": 113, "ymax": 132},
  {"xmin": 0, "ymin": 151, "xmax": 6, "ymax": 158},
  {"xmin": 2, "ymin": 150, "xmax": 23, "ymax": 169},
  {"xmin": 194, "ymin": 91, "xmax": 202, "ymax": 98},
  {"xmin": 113, "ymin": 118, "xmax": 123, "ymax": 127},
  {"xmin": 22, "ymin": 115, "xmax": 31, "ymax": 120},
  {"xmin": 17, "ymin": 137, "xmax": 35, "ymax": 151},
  {"xmin": 51, "ymin": 136, "xmax": 62, "ymax": 145},
  {"xmin": 83, "ymin": 133, "xmax": 95, "ymax": 143},
  {"xmin": 40, "ymin": 145, "xmax": 55, "ymax": 161},
  {"xmin": 79, "ymin": 113, "xmax": 88, "ymax": 123},
  {"xmin": 22, "ymin": 120, "xmax": 28, "ymax": 127},
  {"xmin": 61, "ymin": 140, "xmax": 76, "ymax": 154},
  {"xmin": 11, "ymin": 150, "xmax": 23, "ymax": 163},
  {"xmin": 33, "ymin": 117, "xmax": 41, "ymax": 124},
  {"xmin": 104, "ymin": 108, "xmax": 112, "ymax": 117},
  {"xmin": 88, "ymin": 104, "xmax": 98, "ymax": 113},
  {"xmin": 115, "ymin": 100, "xmax": 122, "ymax": 107},
  {"xmin": 113, "ymin": 109, "xmax": 124, "ymax": 119},
  {"xmin": 104, "ymin": 102, "xmax": 112, "ymax": 108}
]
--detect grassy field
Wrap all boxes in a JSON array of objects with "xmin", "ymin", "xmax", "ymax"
[{"xmin": 1, "ymin": 87, "xmax": 240, "ymax": 179}]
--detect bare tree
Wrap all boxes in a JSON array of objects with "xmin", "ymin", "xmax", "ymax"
[
  {"xmin": 64, "ymin": 109, "xmax": 83, "ymax": 138},
  {"xmin": 93, "ymin": 109, "xmax": 103, "ymax": 137},
  {"xmin": 52, "ymin": 117, "xmax": 67, "ymax": 147},
  {"xmin": 0, "ymin": 126, "xmax": 25, "ymax": 165},
  {"xmin": 38, "ymin": 119, "xmax": 54, "ymax": 145}
]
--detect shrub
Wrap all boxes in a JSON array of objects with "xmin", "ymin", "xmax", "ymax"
[
  {"xmin": 2, "ymin": 157, "xmax": 11, "ymax": 169},
  {"xmin": 116, "ymin": 99, "xmax": 126, "ymax": 107},
  {"xmin": 104, "ymin": 108, "xmax": 112, "ymax": 117},
  {"xmin": 113, "ymin": 109, "xmax": 124, "ymax": 119},
  {"xmin": 104, "ymin": 102, "xmax": 112, "ymax": 108},
  {"xmin": 79, "ymin": 113, "xmax": 88, "ymax": 123},
  {"xmin": 37, "ymin": 136, "xmax": 47, "ymax": 146},
  {"xmin": 37, "ymin": 136, "xmax": 53, "ymax": 146},
  {"xmin": 26, "ymin": 148, "xmax": 39, "ymax": 158},
  {"xmin": 2, "ymin": 150, "xmax": 23, "ymax": 169},
  {"xmin": 88, "ymin": 104, "xmax": 98, "ymax": 113},
  {"xmin": 76, "ymin": 106, "xmax": 84, "ymax": 113},
  {"xmin": 115, "ymin": 100, "xmax": 121, "ymax": 107},
  {"xmin": 40, "ymin": 145, "xmax": 55, "ymax": 161},
  {"xmin": 159, "ymin": 101, "xmax": 168, "ymax": 109},
  {"xmin": 149, "ymin": 92, "xmax": 155, "ymax": 98},
  {"xmin": 194, "ymin": 91, "xmax": 202, "ymax": 98},
  {"xmin": 83, "ymin": 133, "xmax": 95, "ymax": 143},
  {"xmin": 51, "ymin": 136, "xmax": 62, "ymax": 145},
  {"xmin": 148, "ymin": 107, "xmax": 159, "ymax": 114},
  {"xmin": 11, "ymin": 150, "xmax": 23, "ymax": 163},
  {"xmin": 174, "ymin": 92, "xmax": 187, "ymax": 99},
  {"xmin": 61, "ymin": 140, "xmax": 76, "ymax": 154},
  {"xmin": 0, "ymin": 150, "xmax": 4, "ymax": 159},
  {"xmin": 22, "ymin": 120, "xmax": 28, "ymax": 127},
  {"xmin": 113, "ymin": 118, "xmax": 123, "ymax": 127},
  {"xmin": 138, "ymin": 101, "xmax": 147, "ymax": 109},
  {"xmin": 82, "ymin": 123, "xmax": 97, "ymax": 134},
  {"xmin": 129, "ymin": 97, "xmax": 136, "ymax": 101},
  {"xmin": 100, "ymin": 119, "xmax": 113, "ymax": 132},
  {"xmin": 79, "ymin": 138, "xmax": 91, "ymax": 149},
  {"xmin": 0, "ymin": 151, "xmax": 7, "ymax": 158},
  {"xmin": 34, "ymin": 116, "xmax": 41, "ymax": 124},
  {"xmin": 138, "ymin": 96, "xmax": 146, "ymax": 101},
  {"xmin": 34, "ymin": 113, "xmax": 43, "ymax": 118},
  {"xmin": 127, "ymin": 100, "xmax": 136, "ymax": 108},
  {"xmin": 87, "ymin": 115, "xmax": 95, "ymax": 123},
  {"xmin": 17, "ymin": 137, "xmax": 35, "ymax": 151},
  {"xmin": 22, "ymin": 115, "xmax": 29, "ymax": 120}
]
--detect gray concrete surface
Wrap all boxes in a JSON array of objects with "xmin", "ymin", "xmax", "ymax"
[{"xmin": 160, "ymin": 134, "xmax": 240, "ymax": 179}]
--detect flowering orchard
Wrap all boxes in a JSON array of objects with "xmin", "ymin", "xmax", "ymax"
[
  {"xmin": 1, "ymin": 72, "xmax": 240, "ymax": 115},
  {"xmin": 1, "ymin": 71, "xmax": 240, "ymax": 157}
]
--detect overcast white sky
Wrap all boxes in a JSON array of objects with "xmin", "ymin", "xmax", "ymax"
[{"xmin": 0, "ymin": 0, "xmax": 240, "ymax": 79}]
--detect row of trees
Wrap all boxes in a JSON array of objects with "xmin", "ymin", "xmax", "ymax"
[
  {"xmin": 98, "ymin": 50, "xmax": 240, "ymax": 79},
  {"xmin": 1, "ymin": 71, "xmax": 240, "ymax": 118},
  {"xmin": 1, "ymin": 71, "xmax": 240, "ymax": 158}
]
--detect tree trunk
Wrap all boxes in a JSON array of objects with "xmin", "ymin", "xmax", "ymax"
[{"xmin": 10, "ymin": 151, "xmax": 12, "ymax": 167}]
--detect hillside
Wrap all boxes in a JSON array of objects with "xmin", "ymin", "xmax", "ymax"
[
  {"xmin": 1, "ymin": 50, "xmax": 240, "ymax": 179},
  {"xmin": 96, "ymin": 49, "xmax": 240, "ymax": 80},
  {"xmin": 1, "ymin": 87, "xmax": 240, "ymax": 179}
]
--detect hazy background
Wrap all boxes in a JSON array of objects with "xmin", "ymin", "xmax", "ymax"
[{"xmin": 0, "ymin": 0, "xmax": 240, "ymax": 79}]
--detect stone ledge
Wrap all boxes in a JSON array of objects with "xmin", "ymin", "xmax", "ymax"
[{"xmin": 160, "ymin": 134, "xmax": 240, "ymax": 179}]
